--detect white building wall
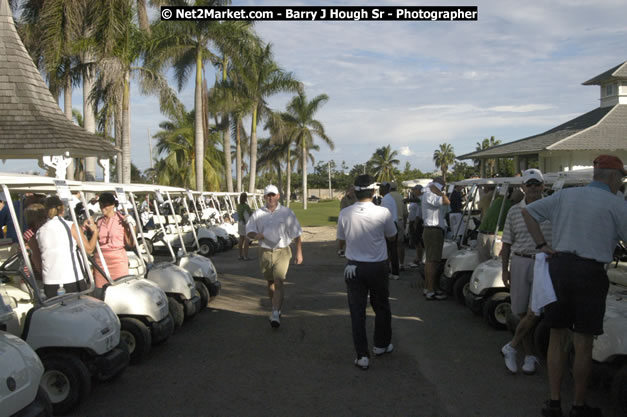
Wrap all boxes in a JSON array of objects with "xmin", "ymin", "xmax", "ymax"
[{"xmin": 540, "ymin": 150, "xmax": 627, "ymax": 173}]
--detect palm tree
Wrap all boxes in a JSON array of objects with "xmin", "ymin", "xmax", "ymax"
[
  {"xmin": 369, "ymin": 145, "xmax": 400, "ymax": 183},
  {"xmin": 149, "ymin": 1, "xmax": 255, "ymax": 191},
  {"xmin": 433, "ymin": 143, "xmax": 456, "ymax": 182},
  {"xmin": 474, "ymin": 135, "xmax": 501, "ymax": 177},
  {"xmin": 235, "ymin": 43, "xmax": 301, "ymax": 194},
  {"xmin": 89, "ymin": 0, "xmax": 182, "ymax": 184},
  {"xmin": 153, "ymin": 109, "xmax": 223, "ymax": 189},
  {"xmin": 282, "ymin": 91, "xmax": 332, "ymax": 210}
]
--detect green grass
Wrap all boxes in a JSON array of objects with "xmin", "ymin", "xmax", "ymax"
[{"xmin": 289, "ymin": 200, "xmax": 341, "ymax": 227}]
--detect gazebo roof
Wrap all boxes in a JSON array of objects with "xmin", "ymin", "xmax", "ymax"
[
  {"xmin": 457, "ymin": 105, "xmax": 624, "ymax": 159},
  {"xmin": 0, "ymin": 0, "xmax": 118, "ymax": 158},
  {"xmin": 582, "ymin": 61, "xmax": 627, "ymax": 85}
]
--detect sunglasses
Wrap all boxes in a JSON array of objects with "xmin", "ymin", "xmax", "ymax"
[
  {"xmin": 265, "ymin": 193, "xmax": 277, "ymax": 197},
  {"xmin": 525, "ymin": 180, "xmax": 543, "ymax": 187}
]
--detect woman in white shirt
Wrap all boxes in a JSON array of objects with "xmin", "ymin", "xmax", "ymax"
[{"xmin": 30, "ymin": 196, "xmax": 98, "ymax": 298}]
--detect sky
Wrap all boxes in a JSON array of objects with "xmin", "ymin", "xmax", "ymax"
[{"xmin": 2, "ymin": 0, "xmax": 627, "ymax": 178}]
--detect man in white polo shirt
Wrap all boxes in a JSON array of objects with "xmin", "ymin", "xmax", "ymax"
[
  {"xmin": 421, "ymin": 177, "xmax": 450, "ymax": 300},
  {"xmin": 337, "ymin": 175, "xmax": 397, "ymax": 370},
  {"xmin": 247, "ymin": 185, "xmax": 303, "ymax": 328}
]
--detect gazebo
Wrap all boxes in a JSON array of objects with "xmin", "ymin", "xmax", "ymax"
[
  {"xmin": 457, "ymin": 61, "xmax": 627, "ymax": 175},
  {"xmin": 0, "ymin": 0, "xmax": 118, "ymax": 180}
]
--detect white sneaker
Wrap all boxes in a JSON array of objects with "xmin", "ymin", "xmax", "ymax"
[
  {"xmin": 390, "ymin": 274, "xmax": 399, "ymax": 280},
  {"xmin": 501, "ymin": 342, "xmax": 518, "ymax": 373},
  {"xmin": 270, "ymin": 310, "xmax": 280, "ymax": 328},
  {"xmin": 354, "ymin": 356, "xmax": 369, "ymax": 370},
  {"xmin": 373, "ymin": 343, "xmax": 394, "ymax": 356},
  {"xmin": 522, "ymin": 355, "xmax": 539, "ymax": 375}
]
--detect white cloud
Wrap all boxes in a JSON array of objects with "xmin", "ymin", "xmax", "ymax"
[{"xmin": 399, "ymin": 146, "xmax": 414, "ymax": 156}]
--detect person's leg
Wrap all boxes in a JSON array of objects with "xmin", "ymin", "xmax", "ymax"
[
  {"xmin": 238, "ymin": 236, "xmax": 245, "ymax": 258},
  {"xmin": 266, "ymin": 280, "xmax": 275, "ymax": 304},
  {"xmin": 271, "ymin": 278, "xmax": 284, "ymax": 311},
  {"xmin": 425, "ymin": 261, "xmax": 437, "ymax": 292},
  {"xmin": 243, "ymin": 237, "xmax": 250, "ymax": 258},
  {"xmin": 511, "ymin": 311, "xmax": 540, "ymax": 354},
  {"xmin": 572, "ymin": 332, "xmax": 594, "ymax": 406},
  {"xmin": 397, "ymin": 221, "xmax": 405, "ymax": 267},
  {"xmin": 346, "ymin": 269, "xmax": 369, "ymax": 359},
  {"xmin": 547, "ymin": 328, "xmax": 569, "ymax": 401},
  {"xmin": 369, "ymin": 263, "xmax": 392, "ymax": 349},
  {"xmin": 387, "ymin": 234, "xmax": 399, "ymax": 276}
]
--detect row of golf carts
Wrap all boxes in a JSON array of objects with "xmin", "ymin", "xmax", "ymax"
[
  {"xmin": 0, "ymin": 174, "xmax": 257, "ymax": 416},
  {"xmin": 427, "ymin": 169, "xmax": 627, "ymax": 412}
]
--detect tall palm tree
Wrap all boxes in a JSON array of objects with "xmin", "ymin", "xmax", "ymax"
[
  {"xmin": 149, "ymin": 1, "xmax": 255, "ymax": 191},
  {"xmin": 433, "ymin": 143, "xmax": 456, "ymax": 182},
  {"xmin": 236, "ymin": 43, "xmax": 301, "ymax": 194},
  {"xmin": 282, "ymin": 91, "xmax": 332, "ymax": 210},
  {"xmin": 89, "ymin": 0, "xmax": 182, "ymax": 183},
  {"xmin": 153, "ymin": 109, "xmax": 223, "ymax": 189},
  {"xmin": 474, "ymin": 135, "xmax": 501, "ymax": 177},
  {"xmin": 369, "ymin": 145, "xmax": 400, "ymax": 183}
]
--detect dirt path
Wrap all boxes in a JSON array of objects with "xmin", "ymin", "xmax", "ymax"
[{"xmin": 70, "ymin": 227, "xmax": 614, "ymax": 417}]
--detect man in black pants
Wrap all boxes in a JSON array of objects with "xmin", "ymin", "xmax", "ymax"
[{"xmin": 337, "ymin": 175, "xmax": 398, "ymax": 370}]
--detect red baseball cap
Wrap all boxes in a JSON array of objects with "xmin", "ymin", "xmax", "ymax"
[{"xmin": 593, "ymin": 155, "xmax": 627, "ymax": 176}]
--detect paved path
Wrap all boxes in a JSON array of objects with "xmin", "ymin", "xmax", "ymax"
[{"xmin": 70, "ymin": 229, "xmax": 614, "ymax": 416}]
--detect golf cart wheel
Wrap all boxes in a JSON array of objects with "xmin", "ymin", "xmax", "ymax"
[
  {"xmin": 195, "ymin": 280, "xmax": 209, "ymax": 310},
  {"xmin": 453, "ymin": 272, "xmax": 472, "ymax": 305},
  {"xmin": 40, "ymin": 353, "xmax": 91, "ymax": 415},
  {"xmin": 482, "ymin": 293, "xmax": 511, "ymax": 330},
  {"xmin": 198, "ymin": 239, "xmax": 214, "ymax": 257},
  {"xmin": 144, "ymin": 239, "xmax": 154, "ymax": 255},
  {"xmin": 120, "ymin": 317, "xmax": 152, "ymax": 364},
  {"xmin": 611, "ymin": 364, "xmax": 627, "ymax": 415},
  {"xmin": 168, "ymin": 296, "xmax": 185, "ymax": 330},
  {"xmin": 533, "ymin": 318, "xmax": 550, "ymax": 358}
]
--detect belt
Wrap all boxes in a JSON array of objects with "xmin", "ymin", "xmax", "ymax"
[
  {"xmin": 513, "ymin": 252, "xmax": 534, "ymax": 259},
  {"xmin": 423, "ymin": 226, "xmax": 443, "ymax": 230},
  {"xmin": 479, "ymin": 230, "xmax": 495, "ymax": 235},
  {"xmin": 555, "ymin": 252, "xmax": 602, "ymax": 264},
  {"xmin": 260, "ymin": 246, "xmax": 289, "ymax": 252}
]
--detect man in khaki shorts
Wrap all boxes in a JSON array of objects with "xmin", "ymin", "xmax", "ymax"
[{"xmin": 246, "ymin": 185, "xmax": 303, "ymax": 328}]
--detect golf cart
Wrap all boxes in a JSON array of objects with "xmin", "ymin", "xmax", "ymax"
[
  {"xmin": 0, "ymin": 296, "xmax": 52, "ymax": 417},
  {"xmin": 0, "ymin": 174, "xmax": 129, "ymax": 415}
]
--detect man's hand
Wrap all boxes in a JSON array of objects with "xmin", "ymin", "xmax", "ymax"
[
  {"xmin": 540, "ymin": 244, "xmax": 556, "ymax": 256},
  {"xmin": 502, "ymin": 269, "xmax": 510, "ymax": 287},
  {"xmin": 344, "ymin": 264, "xmax": 357, "ymax": 280},
  {"xmin": 294, "ymin": 252, "xmax": 303, "ymax": 265}
]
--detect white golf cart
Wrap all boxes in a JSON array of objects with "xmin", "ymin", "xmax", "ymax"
[
  {"xmin": 0, "ymin": 296, "xmax": 52, "ymax": 417},
  {"xmin": 84, "ymin": 183, "xmax": 202, "ymax": 330},
  {"xmin": 0, "ymin": 174, "xmax": 129, "ymax": 415}
]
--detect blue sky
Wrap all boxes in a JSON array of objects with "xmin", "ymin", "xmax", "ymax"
[{"xmin": 2, "ymin": 0, "xmax": 627, "ymax": 178}]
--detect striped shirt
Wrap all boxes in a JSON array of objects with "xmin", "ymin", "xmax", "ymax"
[
  {"xmin": 525, "ymin": 182, "xmax": 627, "ymax": 263},
  {"xmin": 502, "ymin": 199, "xmax": 552, "ymax": 255}
]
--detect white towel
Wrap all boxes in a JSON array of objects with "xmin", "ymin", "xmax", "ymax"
[{"xmin": 531, "ymin": 253, "xmax": 557, "ymax": 315}]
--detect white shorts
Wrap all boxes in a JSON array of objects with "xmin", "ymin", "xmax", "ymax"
[{"xmin": 510, "ymin": 254, "xmax": 535, "ymax": 315}]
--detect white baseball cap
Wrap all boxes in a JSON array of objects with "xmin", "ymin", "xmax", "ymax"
[
  {"xmin": 522, "ymin": 168, "xmax": 544, "ymax": 184},
  {"xmin": 264, "ymin": 185, "xmax": 279, "ymax": 196}
]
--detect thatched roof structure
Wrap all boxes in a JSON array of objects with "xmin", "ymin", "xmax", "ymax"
[{"xmin": 0, "ymin": 0, "xmax": 118, "ymax": 158}]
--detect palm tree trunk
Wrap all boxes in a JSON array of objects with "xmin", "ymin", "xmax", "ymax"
[
  {"xmin": 248, "ymin": 106, "xmax": 258, "ymax": 194},
  {"xmin": 136, "ymin": 0, "xmax": 150, "ymax": 33},
  {"xmin": 194, "ymin": 49, "xmax": 204, "ymax": 191},
  {"xmin": 236, "ymin": 117, "xmax": 242, "ymax": 193},
  {"xmin": 115, "ymin": 99, "xmax": 123, "ymax": 183},
  {"xmin": 122, "ymin": 72, "xmax": 131, "ymax": 184},
  {"xmin": 286, "ymin": 149, "xmax": 291, "ymax": 208},
  {"xmin": 302, "ymin": 140, "xmax": 308, "ymax": 210},
  {"xmin": 63, "ymin": 80, "xmax": 74, "ymax": 180},
  {"xmin": 221, "ymin": 56, "xmax": 233, "ymax": 192},
  {"xmin": 83, "ymin": 62, "xmax": 97, "ymax": 181},
  {"xmin": 277, "ymin": 163, "xmax": 283, "ymax": 204}
]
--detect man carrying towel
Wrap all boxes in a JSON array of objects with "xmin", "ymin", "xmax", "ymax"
[
  {"xmin": 500, "ymin": 169, "xmax": 552, "ymax": 376},
  {"xmin": 523, "ymin": 155, "xmax": 627, "ymax": 417}
]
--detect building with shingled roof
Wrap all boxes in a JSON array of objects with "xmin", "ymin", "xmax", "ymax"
[
  {"xmin": 457, "ymin": 61, "xmax": 627, "ymax": 175},
  {"xmin": 0, "ymin": 0, "xmax": 118, "ymax": 180}
]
